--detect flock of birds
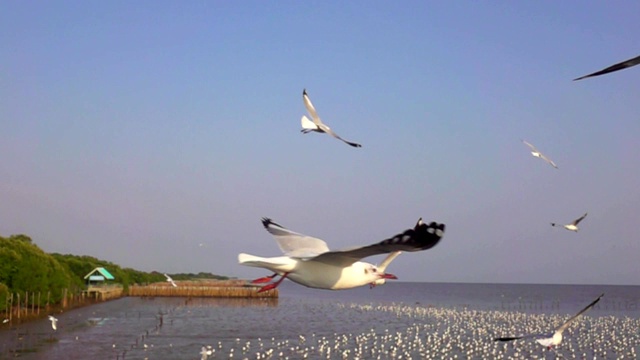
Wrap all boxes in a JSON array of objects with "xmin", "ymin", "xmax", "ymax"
[
  {"xmin": 233, "ymin": 53, "xmax": 639, "ymax": 355},
  {"xmin": 6, "ymin": 53, "xmax": 636, "ymax": 359}
]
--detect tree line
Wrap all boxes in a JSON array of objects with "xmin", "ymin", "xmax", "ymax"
[{"xmin": 0, "ymin": 233, "xmax": 228, "ymax": 307}]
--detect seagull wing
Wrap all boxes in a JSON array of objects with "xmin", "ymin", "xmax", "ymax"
[
  {"xmin": 539, "ymin": 153, "xmax": 558, "ymax": 169},
  {"xmin": 493, "ymin": 332, "xmax": 553, "ymax": 342},
  {"xmin": 572, "ymin": 212, "xmax": 588, "ymax": 226},
  {"xmin": 574, "ymin": 55, "xmax": 640, "ymax": 81},
  {"xmin": 309, "ymin": 218, "xmax": 445, "ymax": 267},
  {"xmin": 321, "ymin": 125, "xmax": 362, "ymax": 148},
  {"xmin": 262, "ymin": 218, "xmax": 330, "ymax": 258},
  {"xmin": 378, "ymin": 251, "xmax": 402, "ymax": 272},
  {"xmin": 302, "ymin": 89, "xmax": 323, "ymax": 125},
  {"xmin": 555, "ymin": 293, "xmax": 603, "ymax": 333},
  {"xmin": 522, "ymin": 139, "xmax": 538, "ymax": 152}
]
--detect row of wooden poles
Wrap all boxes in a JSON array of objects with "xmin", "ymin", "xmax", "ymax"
[
  {"xmin": 1, "ymin": 284, "xmax": 276, "ymax": 323},
  {"xmin": 127, "ymin": 284, "xmax": 278, "ymax": 298}
]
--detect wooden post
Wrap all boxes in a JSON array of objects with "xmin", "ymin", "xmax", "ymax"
[
  {"xmin": 16, "ymin": 293, "xmax": 20, "ymax": 319},
  {"xmin": 37, "ymin": 292, "xmax": 41, "ymax": 315}
]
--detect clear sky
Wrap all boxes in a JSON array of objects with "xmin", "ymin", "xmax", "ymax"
[{"xmin": 2, "ymin": 1, "xmax": 639, "ymax": 285}]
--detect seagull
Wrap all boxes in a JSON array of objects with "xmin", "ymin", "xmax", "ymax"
[
  {"xmin": 494, "ymin": 293, "xmax": 604, "ymax": 349},
  {"xmin": 164, "ymin": 274, "xmax": 177, "ymax": 287},
  {"xmin": 370, "ymin": 251, "xmax": 402, "ymax": 288},
  {"xmin": 573, "ymin": 54, "xmax": 640, "ymax": 81},
  {"xmin": 2, "ymin": 318, "xmax": 8, "ymax": 324},
  {"xmin": 200, "ymin": 345, "xmax": 213, "ymax": 360},
  {"xmin": 551, "ymin": 212, "xmax": 588, "ymax": 232},
  {"xmin": 238, "ymin": 217, "xmax": 445, "ymax": 292},
  {"xmin": 301, "ymin": 89, "xmax": 362, "ymax": 148},
  {"xmin": 48, "ymin": 315, "xmax": 58, "ymax": 330},
  {"xmin": 522, "ymin": 140, "xmax": 558, "ymax": 169}
]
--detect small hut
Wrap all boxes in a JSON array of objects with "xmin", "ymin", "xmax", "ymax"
[{"xmin": 84, "ymin": 267, "xmax": 115, "ymax": 287}]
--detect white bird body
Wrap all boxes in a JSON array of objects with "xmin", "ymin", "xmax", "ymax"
[
  {"xmin": 301, "ymin": 89, "xmax": 362, "ymax": 148},
  {"xmin": 522, "ymin": 140, "xmax": 558, "ymax": 169},
  {"xmin": 552, "ymin": 212, "xmax": 588, "ymax": 232},
  {"xmin": 164, "ymin": 273, "xmax": 177, "ymax": 287},
  {"xmin": 494, "ymin": 293, "xmax": 603, "ymax": 349},
  {"xmin": 48, "ymin": 315, "xmax": 58, "ymax": 330},
  {"xmin": 239, "ymin": 218, "xmax": 445, "ymax": 292}
]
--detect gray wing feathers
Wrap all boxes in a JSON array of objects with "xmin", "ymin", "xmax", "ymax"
[
  {"xmin": 261, "ymin": 218, "xmax": 330, "ymax": 257},
  {"xmin": 311, "ymin": 218, "xmax": 445, "ymax": 266}
]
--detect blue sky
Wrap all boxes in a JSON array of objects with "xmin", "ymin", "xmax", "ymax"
[{"xmin": 1, "ymin": 1, "xmax": 639, "ymax": 285}]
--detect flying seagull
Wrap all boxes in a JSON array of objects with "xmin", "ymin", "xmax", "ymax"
[
  {"xmin": 551, "ymin": 212, "xmax": 588, "ymax": 232},
  {"xmin": 239, "ymin": 217, "xmax": 445, "ymax": 292},
  {"xmin": 301, "ymin": 89, "xmax": 362, "ymax": 148},
  {"xmin": 494, "ymin": 293, "xmax": 603, "ymax": 349},
  {"xmin": 522, "ymin": 140, "xmax": 558, "ymax": 169},
  {"xmin": 164, "ymin": 274, "xmax": 177, "ymax": 287},
  {"xmin": 48, "ymin": 315, "xmax": 58, "ymax": 330},
  {"xmin": 370, "ymin": 251, "xmax": 402, "ymax": 288},
  {"xmin": 574, "ymin": 54, "xmax": 640, "ymax": 81}
]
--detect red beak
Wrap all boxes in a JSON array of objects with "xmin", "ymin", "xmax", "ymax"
[{"xmin": 380, "ymin": 273, "xmax": 398, "ymax": 280}]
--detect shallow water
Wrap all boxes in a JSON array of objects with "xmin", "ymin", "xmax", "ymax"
[{"xmin": 1, "ymin": 282, "xmax": 639, "ymax": 359}]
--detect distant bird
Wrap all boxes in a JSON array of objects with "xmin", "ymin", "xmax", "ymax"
[
  {"xmin": 551, "ymin": 212, "xmax": 588, "ymax": 232},
  {"xmin": 48, "ymin": 315, "xmax": 58, "ymax": 330},
  {"xmin": 522, "ymin": 140, "xmax": 558, "ymax": 169},
  {"xmin": 574, "ymin": 54, "xmax": 640, "ymax": 81},
  {"xmin": 200, "ymin": 345, "xmax": 213, "ymax": 360},
  {"xmin": 301, "ymin": 89, "xmax": 362, "ymax": 148},
  {"xmin": 164, "ymin": 274, "xmax": 177, "ymax": 287},
  {"xmin": 370, "ymin": 251, "xmax": 402, "ymax": 288},
  {"xmin": 239, "ymin": 217, "xmax": 445, "ymax": 292},
  {"xmin": 2, "ymin": 318, "xmax": 8, "ymax": 324},
  {"xmin": 494, "ymin": 293, "xmax": 603, "ymax": 349}
]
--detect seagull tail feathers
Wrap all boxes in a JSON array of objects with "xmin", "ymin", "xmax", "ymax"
[
  {"xmin": 238, "ymin": 254, "xmax": 295, "ymax": 272},
  {"xmin": 301, "ymin": 116, "xmax": 318, "ymax": 132}
]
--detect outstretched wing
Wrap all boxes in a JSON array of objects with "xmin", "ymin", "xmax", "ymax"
[
  {"xmin": 574, "ymin": 55, "xmax": 640, "ymax": 81},
  {"xmin": 493, "ymin": 333, "xmax": 552, "ymax": 342},
  {"xmin": 378, "ymin": 251, "xmax": 402, "ymax": 272},
  {"xmin": 556, "ymin": 293, "xmax": 603, "ymax": 333},
  {"xmin": 321, "ymin": 126, "xmax": 362, "ymax": 148},
  {"xmin": 539, "ymin": 153, "xmax": 558, "ymax": 169},
  {"xmin": 310, "ymin": 218, "xmax": 445, "ymax": 266},
  {"xmin": 302, "ymin": 89, "xmax": 322, "ymax": 125},
  {"xmin": 522, "ymin": 139, "xmax": 538, "ymax": 152},
  {"xmin": 572, "ymin": 212, "xmax": 588, "ymax": 226},
  {"xmin": 261, "ymin": 218, "xmax": 330, "ymax": 258}
]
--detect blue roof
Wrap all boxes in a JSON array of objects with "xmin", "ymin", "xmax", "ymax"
[{"xmin": 84, "ymin": 267, "xmax": 115, "ymax": 280}]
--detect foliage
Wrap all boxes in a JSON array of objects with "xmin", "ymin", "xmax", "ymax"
[{"xmin": 0, "ymin": 233, "xmax": 230, "ymax": 308}]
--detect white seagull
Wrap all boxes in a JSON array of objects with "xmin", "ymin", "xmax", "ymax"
[
  {"xmin": 494, "ymin": 293, "xmax": 603, "ymax": 349},
  {"xmin": 551, "ymin": 212, "xmax": 588, "ymax": 232},
  {"xmin": 301, "ymin": 89, "xmax": 362, "ymax": 148},
  {"xmin": 522, "ymin": 140, "xmax": 558, "ymax": 169},
  {"xmin": 574, "ymin": 54, "xmax": 640, "ymax": 81},
  {"xmin": 370, "ymin": 251, "xmax": 402, "ymax": 288},
  {"xmin": 238, "ymin": 217, "xmax": 445, "ymax": 292},
  {"xmin": 164, "ymin": 274, "xmax": 177, "ymax": 287},
  {"xmin": 48, "ymin": 315, "xmax": 58, "ymax": 330},
  {"xmin": 2, "ymin": 318, "xmax": 8, "ymax": 324}
]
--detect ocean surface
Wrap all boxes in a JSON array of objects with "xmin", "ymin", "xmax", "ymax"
[{"xmin": 1, "ymin": 282, "xmax": 639, "ymax": 359}]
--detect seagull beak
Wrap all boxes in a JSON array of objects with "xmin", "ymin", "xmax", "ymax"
[{"xmin": 380, "ymin": 273, "xmax": 397, "ymax": 280}]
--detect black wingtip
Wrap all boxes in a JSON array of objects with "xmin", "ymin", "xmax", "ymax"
[
  {"xmin": 261, "ymin": 218, "xmax": 273, "ymax": 229},
  {"xmin": 303, "ymin": 89, "xmax": 308, "ymax": 96}
]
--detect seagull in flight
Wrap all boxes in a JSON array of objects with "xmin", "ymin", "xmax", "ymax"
[
  {"xmin": 239, "ymin": 217, "xmax": 445, "ymax": 292},
  {"xmin": 164, "ymin": 274, "xmax": 177, "ymax": 287},
  {"xmin": 48, "ymin": 315, "xmax": 58, "ymax": 330},
  {"xmin": 522, "ymin": 140, "xmax": 558, "ymax": 169},
  {"xmin": 574, "ymin": 54, "xmax": 640, "ymax": 81},
  {"xmin": 551, "ymin": 212, "xmax": 588, "ymax": 232},
  {"xmin": 494, "ymin": 293, "xmax": 603, "ymax": 349},
  {"xmin": 301, "ymin": 89, "xmax": 362, "ymax": 148}
]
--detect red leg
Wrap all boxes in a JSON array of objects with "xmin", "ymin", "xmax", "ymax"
[
  {"xmin": 257, "ymin": 272, "xmax": 289, "ymax": 293},
  {"xmin": 251, "ymin": 273, "xmax": 278, "ymax": 284}
]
